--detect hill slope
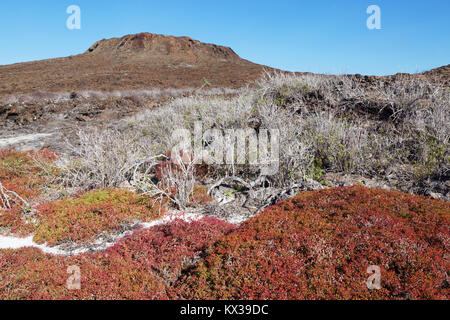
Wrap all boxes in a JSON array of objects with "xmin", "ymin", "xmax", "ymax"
[
  {"xmin": 0, "ymin": 32, "xmax": 447, "ymax": 98},
  {"xmin": 422, "ymin": 64, "xmax": 450, "ymax": 86},
  {"xmin": 0, "ymin": 33, "xmax": 271, "ymax": 97}
]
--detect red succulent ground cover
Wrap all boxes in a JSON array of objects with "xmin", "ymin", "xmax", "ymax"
[
  {"xmin": 0, "ymin": 217, "xmax": 236, "ymax": 299},
  {"xmin": 32, "ymin": 186, "xmax": 211, "ymax": 246},
  {"xmin": 0, "ymin": 149, "xmax": 58, "ymax": 236},
  {"xmin": 169, "ymin": 186, "xmax": 450, "ymax": 300},
  {"xmin": 1, "ymin": 158, "xmax": 449, "ymax": 301},
  {"xmin": 34, "ymin": 188, "xmax": 167, "ymax": 246}
]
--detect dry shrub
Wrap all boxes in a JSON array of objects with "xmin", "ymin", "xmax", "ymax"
[
  {"xmin": 48, "ymin": 72, "xmax": 448, "ymax": 201},
  {"xmin": 49, "ymin": 128, "xmax": 156, "ymax": 192}
]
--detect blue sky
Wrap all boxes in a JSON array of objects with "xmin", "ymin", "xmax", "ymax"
[{"xmin": 0, "ymin": 0, "xmax": 448, "ymax": 75}]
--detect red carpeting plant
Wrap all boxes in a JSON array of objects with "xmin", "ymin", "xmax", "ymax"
[
  {"xmin": 0, "ymin": 217, "xmax": 236, "ymax": 299},
  {"xmin": 170, "ymin": 186, "xmax": 449, "ymax": 300}
]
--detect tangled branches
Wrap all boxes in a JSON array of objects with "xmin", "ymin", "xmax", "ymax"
[{"xmin": 0, "ymin": 181, "xmax": 29, "ymax": 211}]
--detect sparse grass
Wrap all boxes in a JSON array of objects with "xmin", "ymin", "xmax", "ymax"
[{"xmin": 1, "ymin": 87, "xmax": 238, "ymax": 104}]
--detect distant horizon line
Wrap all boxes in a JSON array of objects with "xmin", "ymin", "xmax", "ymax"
[{"xmin": 0, "ymin": 32, "xmax": 448, "ymax": 77}]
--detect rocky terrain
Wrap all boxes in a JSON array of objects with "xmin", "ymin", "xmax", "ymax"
[
  {"xmin": 0, "ymin": 33, "xmax": 448, "ymax": 300},
  {"xmin": 0, "ymin": 32, "xmax": 269, "ymax": 98},
  {"xmin": 423, "ymin": 64, "xmax": 450, "ymax": 86}
]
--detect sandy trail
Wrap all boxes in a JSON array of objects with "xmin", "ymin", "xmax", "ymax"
[
  {"xmin": 0, "ymin": 133, "xmax": 54, "ymax": 150},
  {"xmin": 0, "ymin": 211, "xmax": 204, "ymax": 256}
]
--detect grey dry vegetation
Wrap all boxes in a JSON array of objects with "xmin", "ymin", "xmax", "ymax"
[
  {"xmin": 45, "ymin": 72, "xmax": 450, "ymax": 207},
  {"xmin": 1, "ymin": 87, "xmax": 238, "ymax": 104}
]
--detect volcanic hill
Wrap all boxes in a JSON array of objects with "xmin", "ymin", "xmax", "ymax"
[
  {"xmin": 422, "ymin": 64, "xmax": 450, "ymax": 86},
  {"xmin": 0, "ymin": 33, "xmax": 271, "ymax": 98}
]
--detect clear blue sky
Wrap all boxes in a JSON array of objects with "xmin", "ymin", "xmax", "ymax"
[{"xmin": 0, "ymin": 0, "xmax": 448, "ymax": 75}]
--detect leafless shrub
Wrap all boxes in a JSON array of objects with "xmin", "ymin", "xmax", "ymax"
[
  {"xmin": 251, "ymin": 100, "xmax": 313, "ymax": 186},
  {"xmin": 256, "ymin": 71, "xmax": 448, "ymax": 120},
  {"xmin": 126, "ymin": 80, "xmax": 387, "ymax": 188},
  {"xmin": 253, "ymin": 72, "xmax": 449, "ymax": 182},
  {"xmin": 0, "ymin": 181, "xmax": 29, "ymax": 210},
  {"xmin": 255, "ymin": 71, "xmax": 372, "ymax": 108},
  {"xmin": 405, "ymin": 83, "xmax": 450, "ymax": 143},
  {"xmin": 304, "ymin": 113, "xmax": 367, "ymax": 172},
  {"xmin": 132, "ymin": 152, "xmax": 198, "ymax": 209},
  {"xmin": 43, "ymin": 72, "xmax": 447, "ymax": 202},
  {"xmin": 44, "ymin": 128, "xmax": 200, "ymax": 209},
  {"xmin": 127, "ymin": 94, "xmax": 254, "ymax": 153},
  {"xmin": 370, "ymin": 76, "xmax": 448, "ymax": 121},
  {"xmin": 50, "ymin": 128, "xmax": 156, "ymax": 192},
  {"xmin": 256, "ymin": 71, "xmax": 335, "ymax": 107}
]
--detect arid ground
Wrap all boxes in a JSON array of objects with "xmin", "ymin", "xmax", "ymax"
[{"xmin": 0, "ymin": 33, "xmax": 448, "ymax": 300}]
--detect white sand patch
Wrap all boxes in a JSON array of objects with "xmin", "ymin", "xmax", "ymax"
[
  {"xmin": 0, "ymin": 133, "xmax": 53, "ymax": 148},
  {"xmin": 140, "ymin": 211, "xmax": 203, "ymax": 228},
  {"xmin": 225, "ymin": 215, "xmax": 250, "ymax": 225},
  {"xmin": 0, "ymin": 235, "xmax": 63, "ymax": 255},
  {"xmin": 0, "ymin": 211, "xmax": 205, "ymax": 256}
]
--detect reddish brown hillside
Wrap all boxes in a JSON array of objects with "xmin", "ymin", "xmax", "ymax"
[
  {"xmin": 0, "ymin": 33, "xmax": 271, "ymax": 98},
  {"xmin": 86, "ymin": 33, "xmax": 243, "ymax": 63},
  {"xmin": 422, "ymin": 64, "xmax": 450, "ymax": 86}
]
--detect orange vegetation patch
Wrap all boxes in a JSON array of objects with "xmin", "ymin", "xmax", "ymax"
[
  {"xmin": 0, "ymin": 149, "xmax": 58, "ymax": 197},
  {"xmin": 0, "ymin": 149, "xmax": 58, "ymax": 236},
  {"xmin": 169, "ymin": 186, "xmax": 450, "ymax": 300},
  {"xmin": 34, "ymin": 188, "xmax": 167, "ymax": 246}
]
